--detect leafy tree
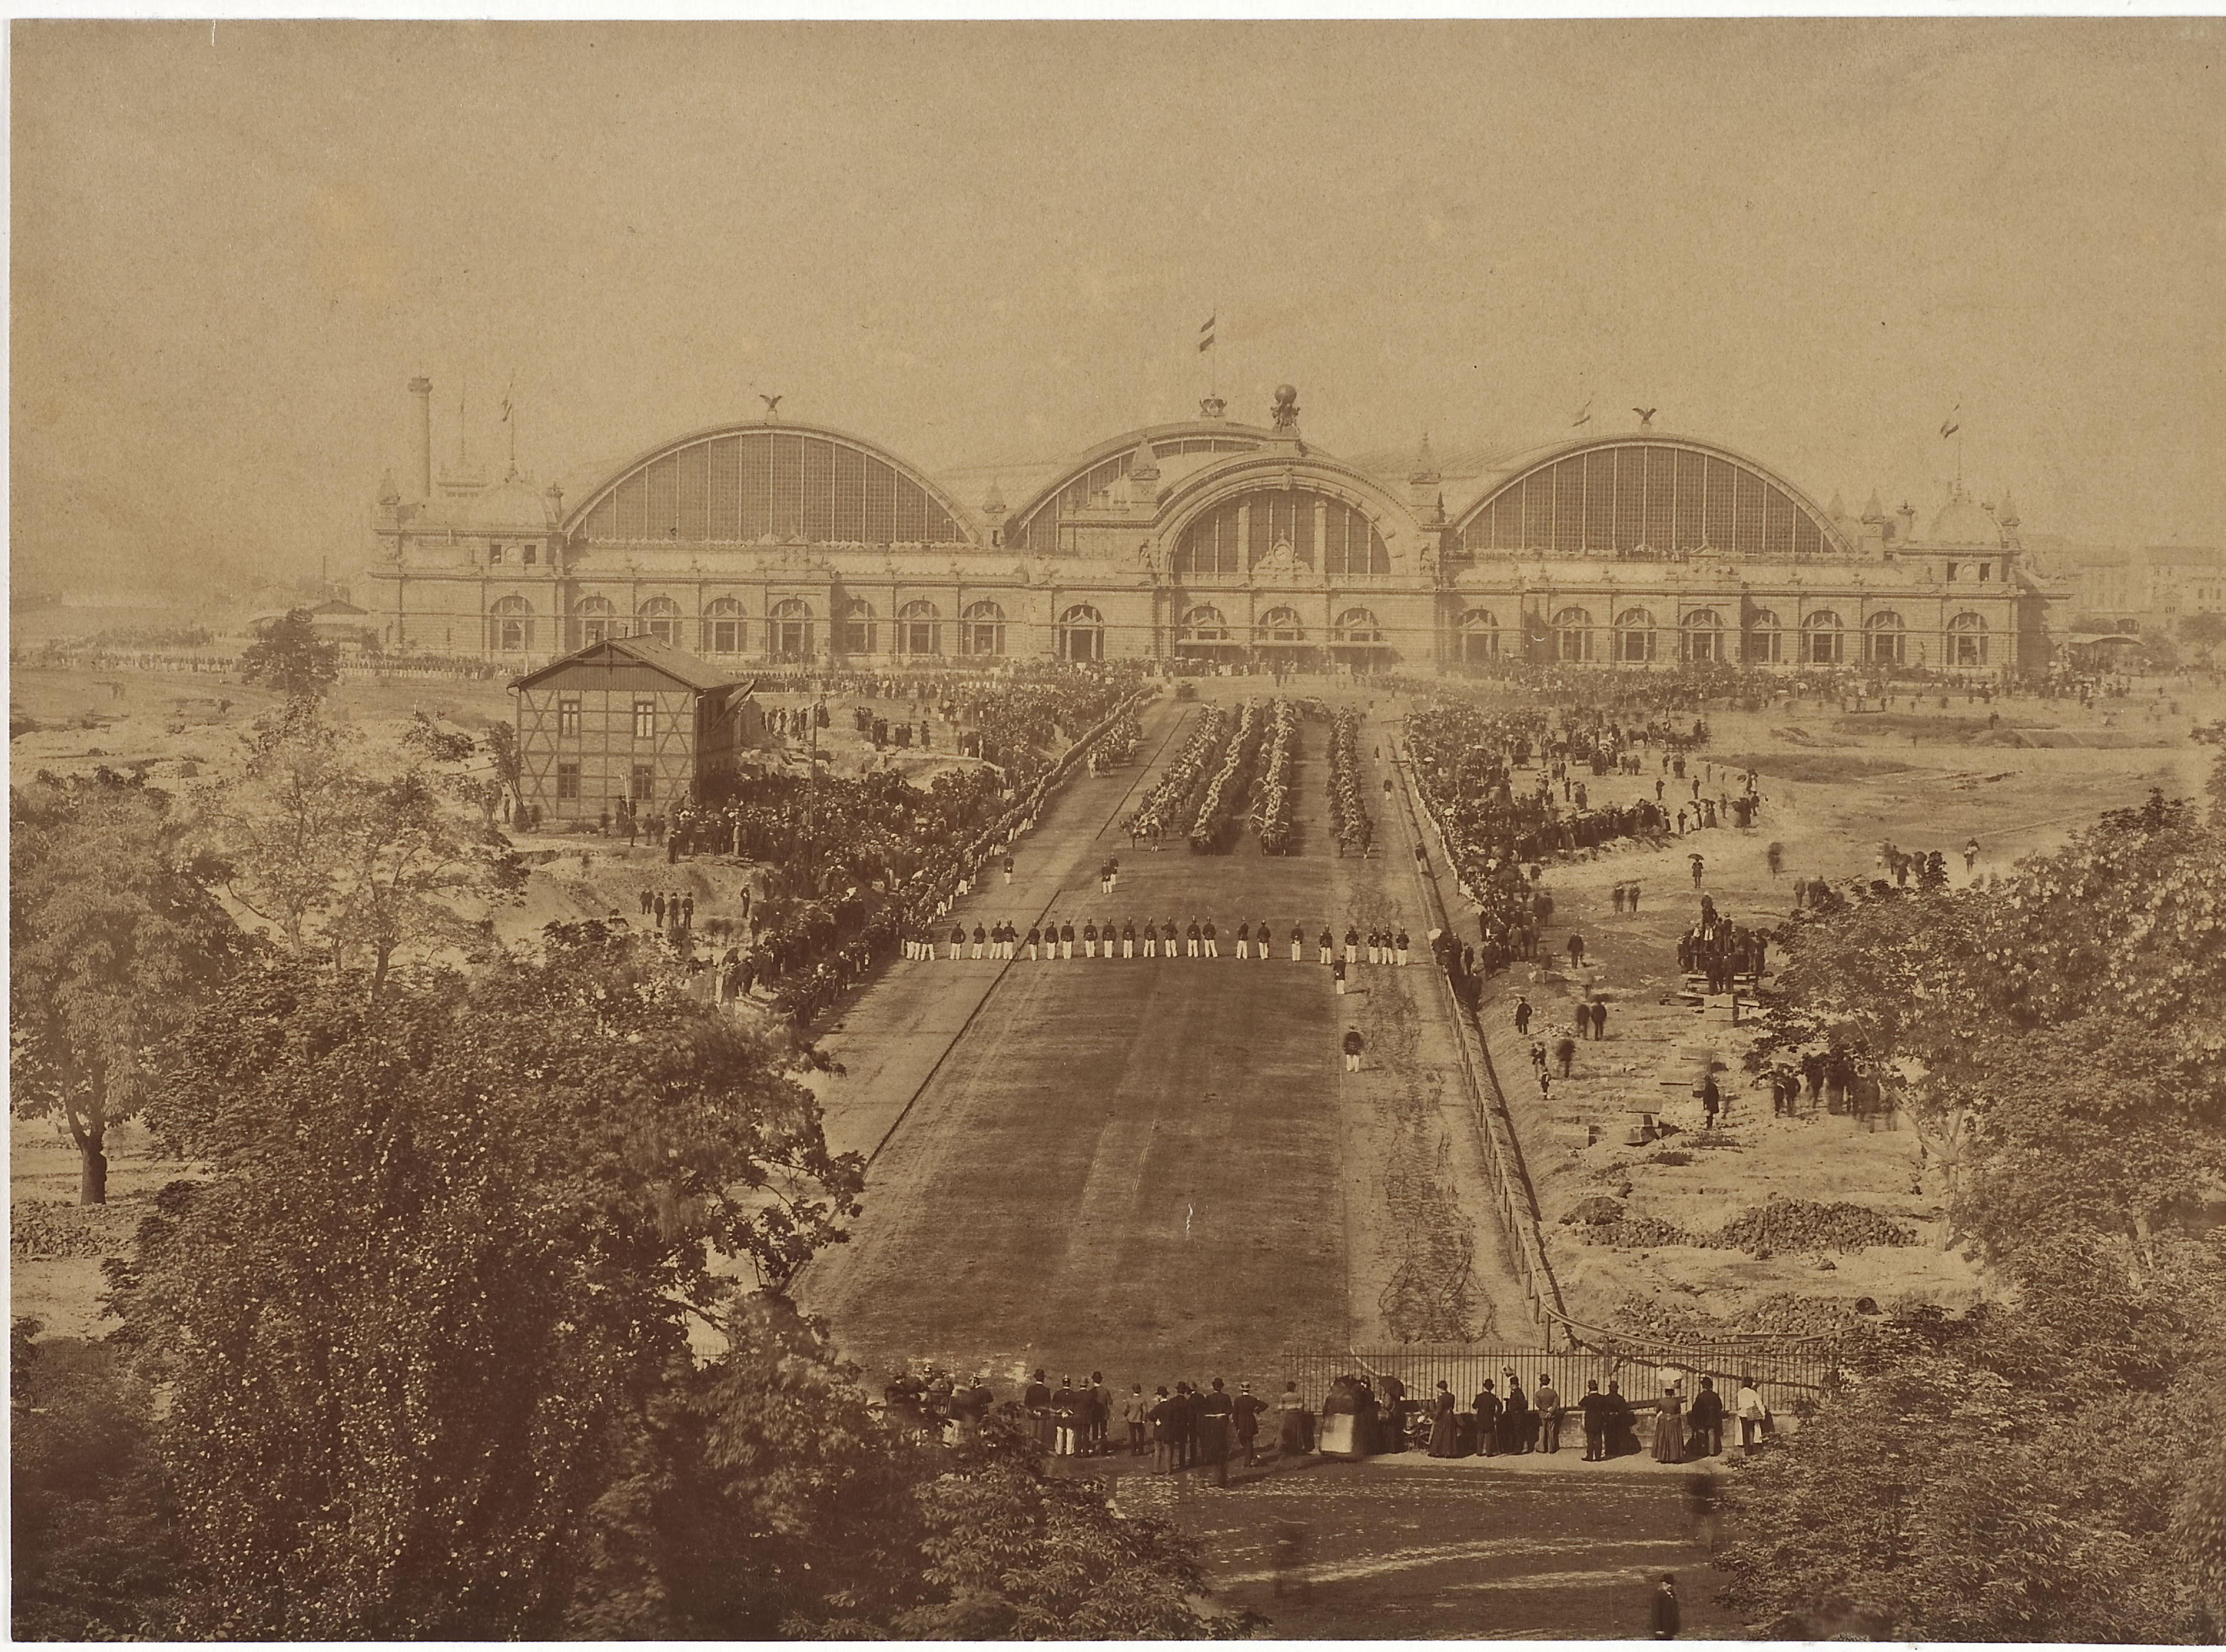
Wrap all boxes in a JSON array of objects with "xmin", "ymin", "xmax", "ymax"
[
  {"xmin": 236, "ymin": 609, "xmax": 339, "ymax": 698},
  {"xmin": 210, "ymin": 698, "xmax": 520, "ymax": 993},
  {"xmin": 209, "ymin": 697, "xmax": 357, "ymax": 953},
  {"xmin": 1719, "ymin": 1236, "xmax": 2226, "ymax": 1642},
  {"xmin": 10, "ymin": 1323, "xmax": 187, "ymax": 1638},
  {"xmin": 10, "ymin": 770, "xmax": 243, "ymax": 1203},
  {"xmin": 399, "ymin": 710, "xmax": 475, "ymax": 764},
  {"xmin": 116, "ymin": 935, "xmax": 864, "ymax": 1637},
  {"xmin": 569, "ymin": 1295, "xmax": 1247, "ymax": 1640},
  {"xmin": 2178, "ymin": 610, "xmax": 2226, "ymax": 665}
]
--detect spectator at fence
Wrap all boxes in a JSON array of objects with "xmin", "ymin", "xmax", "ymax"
[
  {"xmin": 1686, "ymin": 1376, "xmax": 1724, "ymax": 1458},
  {"xmin": 1533, "ymin": 1371, "xmax": 1563, "ymax": 1453},
  {"xmin": 1652, "ymin": 1385, "xmax": 1687, "ymax": 1463}
]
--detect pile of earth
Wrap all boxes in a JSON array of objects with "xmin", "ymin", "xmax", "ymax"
[
  {"xmin": 1572, "ymin": 1198, "xmax": 1915, "ymax": 1253},
  {"xmin": 1610, "ymin": 1290, "xmax": 1877, "ymax": 1344},
  {"xmin": 11, "ymin": 1199, "xmax": 138, "ymax": 1261}
]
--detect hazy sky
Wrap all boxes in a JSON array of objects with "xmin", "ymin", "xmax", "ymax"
[{"xmin": 12, "ymin": 20, "xmax": 2222, "ymax": 598}]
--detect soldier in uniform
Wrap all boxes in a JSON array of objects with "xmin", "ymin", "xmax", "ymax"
[
  {"xmin": 1202, "ymin": 918, "xmax": 1219, "ymax": 957},
  {"xmin": 1258, "ymin": 918, "xmax": 1272, "ymax": 962},
  {"xmin": 1026, "ymin": 923, "xmax": 1042, "ymax": 961},
  {"xmin": 1083, "ymin": 918, "xmax": 1098, "ymax": 958},
  {"xmin": 1059, "ymin": 919, "xmax": 1075, "ymax": 960},
  {"xmin": 971, "ymin": 922, "xmax": 987, "ymax": 960},
  {"xmin": 949, "ymin": 923, "xmax": 965, "ymax": 960},
  {"xmin": 1235, "ymin": 921, "xmax": 1251, "ymax": 960},
  {"xmin": 1395, "ymin": 928, "xmax": 1411, "ymax": 966},
  {"xmin": 1292, "ymin": 923, "xmax": 1305, "ymax": 962},
  {"xmin": 1164, "ymin": 918, "xmax": 1180, "ymax": 963},
  {"xmin": 1186, "ymin": 918, "xmax": 1202, "ymax": 959},
  {"xmin": 1318, "ymin": 927, "xmax": 1335, "ymax": 965},
  {"xmin": 1121, "ymin": 917, "xmax": 1136, "ymax": 958},
  {"xmin": 1141, "ymin": 918, "xmax": 1157, "ymax": 959},
  {"xmin": 1345, "ymin": 924, "xmax": 1361, "ymax": 965}
]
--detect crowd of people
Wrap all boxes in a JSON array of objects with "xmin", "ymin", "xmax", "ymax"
[
  {"xmin": 878, "ymin": 1364, "xmax": 1777, "ymax": 1483},
  {"xmin": 1326, "ymin": 706, "xmax": 1375, "ymax": 856}
]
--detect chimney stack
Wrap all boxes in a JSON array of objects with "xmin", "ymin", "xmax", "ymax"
[{"xmin": 408, "ymin": 377, "xmax": 433, "ymax": 501}]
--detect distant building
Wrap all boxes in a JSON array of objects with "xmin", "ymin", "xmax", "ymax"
[
  {"xmin": 509, "ymin": 635, "xmax": 763, "ymax": 823},
  {"xmin": 368, "ymin": 377, "xmax": 2058, "ymax": 679}
]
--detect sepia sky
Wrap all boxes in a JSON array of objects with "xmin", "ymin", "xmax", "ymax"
[{"xmin": 11, "ymin": 19, "xmax": 2222, "ymax": 600}]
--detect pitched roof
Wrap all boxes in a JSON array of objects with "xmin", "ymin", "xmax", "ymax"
[{"xmin": 508, "ymin": 633, "xmax": 743, "ymax": 693}]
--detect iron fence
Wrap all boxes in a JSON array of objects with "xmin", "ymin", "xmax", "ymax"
[{"xmin": 1280, "ymin": 1339, "xmax": 1843, "ymax": 1422}]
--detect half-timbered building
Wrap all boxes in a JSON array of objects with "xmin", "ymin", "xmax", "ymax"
[{"xmin": 511, "ymin": 635, "xmax": 762, "ymax": 824}]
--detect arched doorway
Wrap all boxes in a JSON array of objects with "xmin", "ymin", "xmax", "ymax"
[
  {"xmin": 1458, "ymin": 608, "xmax": 1500, "ymax": 668},
  {"xmin": 1058, "ymin": 604, "xmax": 1105, "ymax": 662},
  {"xmin": 769, "ymin": 598, "xmax": 813, "ymax": 659},
  {"xmin": 1254, "ymin": 605, "xmax": 1310, "ymax": 673}
]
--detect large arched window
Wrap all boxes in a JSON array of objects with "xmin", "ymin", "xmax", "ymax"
[
  {"xmin": 1180, "ymin": 604, "xmax": 1230, "ymax": 641},
  {"xmin": 897, "ymin": 599, "xmax": 942, "ymax": 657},
  {"xmin": 1865, "ymin": 610, "xmax": 1906, "ymax": 666},
  {"xmin": 491, "ymin": 595, "xmax": 533, "ymax": 653},
  {"xmin": 638, "ymin": 596, "xmax": 681, "ymax": 646},
  {"xmin": 1334, "ymin": 607, "xmax": 1385, "ymax": 643},
  {"xmin": 1614, "ymin": 607, "xmax": 1658, "ymax": 664},
  {"xmin": 1176, "ymin": 488, "xmax": 1389, "ymax": 578},
  {"xmin": 1552, "ymin": 606, "xmax": 1594, "ymax": 663},
  {"xmin": 1680, "ymin": 609, "xmax": 1725, "ymax": 664},
  {"xmin": 770, "ymin": 598, "xmax": 813, "ymax": 658},
  {"xmin": 703, "ymin": 598, "xmax": 745, "ymax": 656},
  {"xmin": 1459, "ymin": 608, "xmax": 1500, "ymax": 663},
  {"xmin": 573, "ymin": 594, "xmax": 615, "ymax": 647},
  {"xmin": 1457, "ymin": 438, "xmax": 1843, "ymax": 558},
  {"xmin": 1947, "ymin": 610, "xmax": 1988, "ymax": 667},
  {"xmin": 576, "ymin": 426, "xmax": 970, "ymax": 548},
  {"xmin": 840, "ymin": 597, "xmax": 875, "ymax": 657},
  {"xmin": 962, "ymin": 599, "xmax": 1005, "ymax": 658},
  {"xmin": 1058, "ymin": 603, "xmax": 1104, "ymax": 662},
  {"xmin": 1256, "ymin": 606, "xmax": 1306, "ymax": 645},
  {"xmin": 1746, "ymin": 609, "xmax": 1783, "ymax": 664},
  {"xmin": 1800, "ymin": 610, "xmax": 1844, "ymax": 665}
]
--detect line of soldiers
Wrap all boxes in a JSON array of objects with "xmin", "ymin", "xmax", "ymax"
[{"xmin": 903, "ymin": 918, "xmax": 1416, "ymax": 965}]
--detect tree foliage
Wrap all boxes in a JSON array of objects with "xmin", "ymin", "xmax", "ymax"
[
  {"xmin": 97, "ymin": 931, "xmax": 1237, "ymax": 1637},
  {"xmin": 1764, "ymin": 775, "xmax": 2226, "ymax": 1258},
  {"xmin": 10, "ymin": 769, "xmax": 244, "ymax": 1202},
  {"xmin": 1719, "ymin": 1237, "xmax": 2226, "ymax": 1642},
  {"xmin": 1725, "ymin": 764, "xmax": 2226, "ymax": 1640},
  {"xmin": 114, "ymin": 935, "xmax": 865, "ymax": 1637},
  {"xmin": 207, "ymin": 698, "xmax": 521, "ymax": 992},
  {"xmin": 10, "ymin": 1323, "xmax": 188, "ymax": 1638},
  {"xmin": 236, "ymin": 610, "xmax": 340, "ymax": 698}
]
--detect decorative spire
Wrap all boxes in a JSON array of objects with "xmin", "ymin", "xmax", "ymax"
[
  {"xmin": 982, "ymin": 479, "xmax": 1007, "ymax": 516},
  {"xmin": 1410, "ymin": 432, "xmax": 1441, "ymax": 486},
  {"xmin": 2000, "ymin": 489, "xmax": 2020, "ymax": 529},
  {"xmin": 1862, "ymin": 490, "xmax": 1886, "ymax": 522},
  {"xmin": 1129, "ymin": 438, "xmax": 1161, "ymax": 485},
  {"xmin": 1826, "ymin": 491, "xmax": 1847, "ymax": 519}
]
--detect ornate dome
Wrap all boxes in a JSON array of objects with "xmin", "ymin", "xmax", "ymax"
[
  {"xmin": 1927, "ymin": 488, "xmax": 2001, "ymax": 547},
  {"xmin": 469, "ymin": 469, "xmax": 557, "ymax": 531}
]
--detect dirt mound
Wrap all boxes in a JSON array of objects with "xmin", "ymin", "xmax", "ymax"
[
  {"xmin": 1612, "ymin": 1289, "xmax": 1871, "ymax": 1344},
  {"xmin": 11, "ymin": 1199, "xmax": 137, "ymax": 1261},
  {"xmin": 1707, "ymin": 1199, "xmax": 1914, "ymax": 1254},
  {"xmin": 1577, "ymin": 1199, "xmax": 1913, "ymax": 1255}
]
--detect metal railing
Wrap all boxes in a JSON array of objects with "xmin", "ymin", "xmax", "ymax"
[{"xmin": 1281, "ymin": 1340, "xmax": 1843, "ymax": 1421}]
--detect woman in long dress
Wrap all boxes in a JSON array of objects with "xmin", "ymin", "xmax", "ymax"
[
  {"xmin": 1502, "ymin": 1377, "xmax": 1532, "ymax": 1455},
  {"xmin": 1426, "ymin": 1381, "xmax": 1461, "ymax": 1457},
  {"xmin": 1652, "ymin": 1386, "xmax": 1687, "ymax": 1463}
]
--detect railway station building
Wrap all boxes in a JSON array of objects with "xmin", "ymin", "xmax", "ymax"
[{"xmin": 365, "ymin": 378, "xmax": 2054, "ymax": 680}]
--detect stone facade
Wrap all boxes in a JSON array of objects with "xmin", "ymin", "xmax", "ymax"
[{"xmin": 362, "ymin": 383, "xmax": 2056, "ymax": 680}]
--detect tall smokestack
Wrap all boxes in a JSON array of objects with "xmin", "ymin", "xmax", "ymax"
[{"xmin": 408, "ymin": 376, "xmax": 433, "ymax": 501}]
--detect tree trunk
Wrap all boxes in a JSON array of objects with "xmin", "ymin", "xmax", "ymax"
[{"xmin": 79, "ymin": 1132, "xmax": 108, "ymax": 1205}]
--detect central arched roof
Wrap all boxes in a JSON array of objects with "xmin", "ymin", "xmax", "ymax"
[
  {"xmin": 1006, "ymin": 419, "xmax": 1278, "ymax": 554},
  {"xmin": 1452, "ymin": 433, "xmax": 1855, "ymax": 560},
  {"xmin": 561, "ymin": 421, "xmax": 978, "ymax": 548}
]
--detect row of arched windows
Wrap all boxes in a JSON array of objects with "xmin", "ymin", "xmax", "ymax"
[
  {"xmin": 1176, "ymin": 605, "xmax": 1389, "ymax": 645},
  {"xmin": 1448, "ymin": 606, "xmax": 1992, "ymax": 667},
  {"xmin": 487, "ymin": 594, "xmax": 1110, "ymax": 659}
]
